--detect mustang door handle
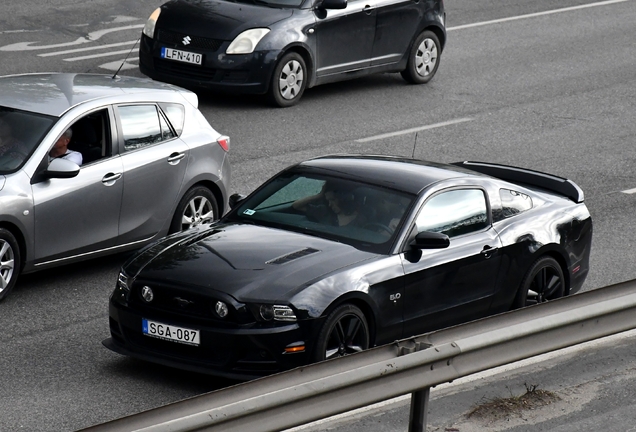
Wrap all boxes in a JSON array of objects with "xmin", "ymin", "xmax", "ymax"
[
  {"xmin": 102, "ymin": 172, "xmax": 122, "ymax": 186},
  {"xmin": 168, "ymin": 152, "xmax": 186, "ymax": 165},
  {"xmin": 363, "ymin": 5, "xmax": 375, "ymax": 13},
  {"xmin": 480, "ymin": 245, "xmax": 498, "ymax": 259}
]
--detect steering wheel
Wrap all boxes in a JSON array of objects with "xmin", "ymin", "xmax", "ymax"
[{"xmin": 363, "ymin": 222, "xmax": 393, "ymax": 235}]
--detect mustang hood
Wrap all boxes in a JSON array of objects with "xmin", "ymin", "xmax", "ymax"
[
  {"xmin": 127, "ymin": 223, "xmax": 376, "ymax": 302},
  {"xmin": 159, "ymin": 0, "xmax": 294, "ymax": 40}
]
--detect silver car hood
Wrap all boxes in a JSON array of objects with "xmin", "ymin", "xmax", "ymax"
[{"xmin": 0, "ymin": 176, "xmax": 5, "ymax": 191}]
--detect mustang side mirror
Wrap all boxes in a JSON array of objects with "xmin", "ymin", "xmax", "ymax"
[
  {"xmin": 410, "ymin": 231, "xmax": 450, "ymax": 249},
  {"xmin": 319, "ymin": 0, "xmax": 347, "ymax": 10},
  {"xmin": 229, "ymin": 193, "xmax": 246, "ymax": 209}
]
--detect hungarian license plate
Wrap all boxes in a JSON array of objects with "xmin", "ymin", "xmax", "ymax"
[
  {"xmin": 161, "ymin": 47, "xmax": 203, "ymax": 65},
  {"xmin": 142, "ymin": 318, "xmax": 200, "ymax": 346}
]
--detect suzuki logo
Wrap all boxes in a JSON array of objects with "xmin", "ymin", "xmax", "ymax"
[{"xmin": 182, "ymin": 36, "xmax": 191, "ymax": 46}]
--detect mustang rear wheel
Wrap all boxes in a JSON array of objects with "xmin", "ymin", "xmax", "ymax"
[
  {"xmin": 0, "ymin": 228, "xmax": 20, "ymax": 302},
  {"xmin": 513, "ymin": 256, "xmax": 565, "ymax": 309},
  {"xmin": 170, "ymin": 186, "xmax": 218, "ymax": 233},
  {"xmin": 401, "ymin": 30, "xmax": 441, "ymax": 84},
  {"xmin": 268, "ymin": 52, "xmax": 307, "ymax": 108},
  {"xmin": 313, "ymin": 304, "xmax": 369, "ymax": 362}
]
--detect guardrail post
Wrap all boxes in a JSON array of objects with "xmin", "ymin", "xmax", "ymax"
[{"xmin": 408, "ymin": 387, "xmax": 430, "ymax": 432}]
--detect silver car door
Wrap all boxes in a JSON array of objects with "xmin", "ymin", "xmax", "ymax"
[
  {"xmin": 31, "ymin": 155, "xmax": 124, "ymax": 264},
  {"xmin": 115, "ymin": 104, "xmax": 189, "ymax": 244}
]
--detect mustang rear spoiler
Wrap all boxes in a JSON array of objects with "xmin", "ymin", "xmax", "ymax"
[{"xmin": 452, "ymin": 161, "xmax": 585, "ymax": 204}]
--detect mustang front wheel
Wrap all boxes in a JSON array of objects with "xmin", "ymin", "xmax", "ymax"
[
  {"xmin": 401, "ymin": 30, "xmax": 441, "ymax": 84},
  {"xmin": 0, "ymin": 228, "xmax": 20, "ymax": 302},
  {"xmin": 313, "ymin": 304, "xmax": 369, "ymax": 362},
  {"xmin": 513, "ymin": 256, "xmax": 565, "ymax": 309},
  {"xmin": 268, "ymin": 52, "xmax": 307, "ymax": 108},
  {"xmin": 170, "ymin": 186, "xmax": 218, "ymax": 233}
]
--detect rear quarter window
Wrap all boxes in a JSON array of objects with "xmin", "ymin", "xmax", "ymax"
[{"xmin": 500, "ymin": 189, "xmax": 533, "ymax": 218}]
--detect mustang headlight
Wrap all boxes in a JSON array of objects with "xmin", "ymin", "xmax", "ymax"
[
  {"xmin": 258, "ymin": 305, "xmax": 297, "ymax": 322},
  {"xmin": 226, "ymin": 29, "xmax": 270, "ymax": 54},
  {"xmin": 143, "ymin": 8, "xmax": 161, "ymax": 39}
]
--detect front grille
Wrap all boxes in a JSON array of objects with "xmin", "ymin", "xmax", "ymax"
[{"xmin": 157, "ymin": 29, "xmax": 224, "ymax": 52}]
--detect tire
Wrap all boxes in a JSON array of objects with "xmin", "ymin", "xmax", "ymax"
[
  {"xmin": 169, "ymin": 186, "xmax": 218, "ymax": 233},
  {"xmin": 401, "ymin": 30, "xmax": 441, "ymax": 84},
  {"xmin": 312, "ymin": 304, "xmax": 370, "ymax": 362},
  {"xmin": 268, "ymin": 52, "xmax": 307, "ymax": 108},
  {"xmin": 512, "ymin": 256, "xmax": 565, "ymax": 309},
  {"xmin": 0, "ymin": 228, "xmax": 20, "ymax": 302}
]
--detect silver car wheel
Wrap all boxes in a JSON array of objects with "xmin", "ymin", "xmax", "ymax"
[
  {"xmin": 414, "ymin": 38, "xmax": 438, "ymax": 78},
  {"xmin": 278, "ymin": 60, "xmax": 304, "ymax": 101},
  {"xmin": 181, "ymin": 196, "xmax": 215, "ymax": 229},
  {"xmin": 0, "ymin": 239, "xmax": 15, "ymax": 292}
]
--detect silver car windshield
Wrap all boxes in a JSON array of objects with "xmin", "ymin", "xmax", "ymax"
[
  {"xmin": 233, "ymin": 172, "xmax": 415, "ymax": 253},
  {"xmin": 0, "ymin": 107, "xmax": 56, "ymax": 173}
]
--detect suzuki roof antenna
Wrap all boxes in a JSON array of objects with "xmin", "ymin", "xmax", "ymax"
[
  {"xmin": 112, "ymin": 36, "xmax": 141, "ymax": 79},
  {"xmin": 411, "ymin": 132, "xmax": 419, "ymax": 159}
]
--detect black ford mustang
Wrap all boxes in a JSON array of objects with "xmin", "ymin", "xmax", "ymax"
[
  {"xmin": 138, "ymin": 0, "xmax": 446, "ymax": 106},
  {"xmin": 104, "ymin": 156, "xmax": 592, "ymax": 379}
]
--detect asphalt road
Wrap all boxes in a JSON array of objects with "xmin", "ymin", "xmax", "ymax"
[{"xmin": 1, "ymin": 0, "xmax": 636, "ymax": 430}]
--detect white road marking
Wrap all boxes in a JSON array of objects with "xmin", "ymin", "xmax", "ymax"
[
  {"xmin": 0, "ymin": 24, "xmax": 143, "ymax": 51},
  {"xmin": 447, "ymin": 0, "xmax": 633, "ymax": 31},
  {"xmin": 39, "ymin": 40, "xmax": 138, "ymax": 57},
  {"xmin": 621, "ymin": 187, "xmax": 636, "ymax": 194},
  {"xmin": 356, "ymin": 118, "xmax": 473, "ymax": 143},
  {"xmin": 64, "ymin": 48, "xmax": 139, "ymax": 62}
]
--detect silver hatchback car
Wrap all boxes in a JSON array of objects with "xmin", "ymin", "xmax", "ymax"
[{"xmin": 0, "ymin": 73, "xmax": 231, "ymax": 301}]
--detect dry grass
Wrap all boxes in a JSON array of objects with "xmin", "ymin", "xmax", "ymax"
[{"xmin": 466, "ymin": 383, "xmax": 560, "ymax": 421}]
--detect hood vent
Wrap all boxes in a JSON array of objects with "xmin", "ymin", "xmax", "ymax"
[{"xmin": 266, "ymin": 248, "xmax": 320, "ymax": 265}]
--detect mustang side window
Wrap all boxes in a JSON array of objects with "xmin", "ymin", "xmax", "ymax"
[
  {"xmin": 118, "ymin": 105, "xmax": 167, "ymax": 151},
  {"xmin": 500, "ymin": 188, "xmax": 533, "ymax": 218},
  {"xmin": 416, "ymin": 189, "xmax": 488, "ymax": 237}
]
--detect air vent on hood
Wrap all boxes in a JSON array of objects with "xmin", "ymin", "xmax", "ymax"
[{"xmin": 266, "ymin": 248, "xmax": 320, "ymax": 265}]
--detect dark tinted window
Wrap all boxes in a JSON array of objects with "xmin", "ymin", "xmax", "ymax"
[
  {"xmin": 231, "ymin": 172, "xmax": 414, "ymax": 254},
  {"xmin": 500, "ymin": 189, "xmax": 532, "ymax": 218},
  {"xmin": 416, "ymin": 189, "xmax": 488, "ymax": 237}
]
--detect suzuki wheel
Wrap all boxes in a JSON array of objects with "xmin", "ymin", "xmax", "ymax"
[
  {"xmin": 268, "ymin": 52, "xmax": 307, "ymax": 108},
  {"xmin": 401, "ymin": 30, "xmax": 441, "ymax": 84}
]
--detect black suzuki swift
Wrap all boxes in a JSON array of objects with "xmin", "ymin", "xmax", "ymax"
[{"xmin": 138, "ymin": 0, "xmax": 446, "ymax": 107}]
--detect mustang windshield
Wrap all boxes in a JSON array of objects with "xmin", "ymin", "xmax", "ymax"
[
  {"xmin": 0, "ymin": 107, "xmax": 56, "ymax": 173},
  {"xmin": 232, "ymin": 172, "xmax": 415, "ymax": 253}
]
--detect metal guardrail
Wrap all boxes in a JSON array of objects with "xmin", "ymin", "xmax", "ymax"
[{"xmin": 79, "ymin": 279, "xmax": 636, "ymax": 432}]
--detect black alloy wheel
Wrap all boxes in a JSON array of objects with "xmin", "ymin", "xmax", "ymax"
[
  {"xmin": 268, "ymin": 52, "xmax": 307, "ymax": 108},
  {"xmin": 313, "ymin": 304, "xmax": 370, "ymax": 362},
  {"xmin": 0, "ymin": 228, "xmax": 20, "ymax": 302},
  {"xmin": 169, "ymin": 186, "xmax": 218, "ymax": 233},
  {"xmin": 513, "ymin": 256, "xmax": 565, "ymax": 309},
  {"xmin": 401, "ymin": 30, "xmax": 441, "ymax": 84}
]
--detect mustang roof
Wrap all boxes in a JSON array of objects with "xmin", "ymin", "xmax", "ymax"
[
  {"xmin": 0, "ymin": 73, "xmax": 191, "ymax": 117},
  {"xmin": 297, "ymin": 155, "xmax": 483, "ymax": 195}
]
